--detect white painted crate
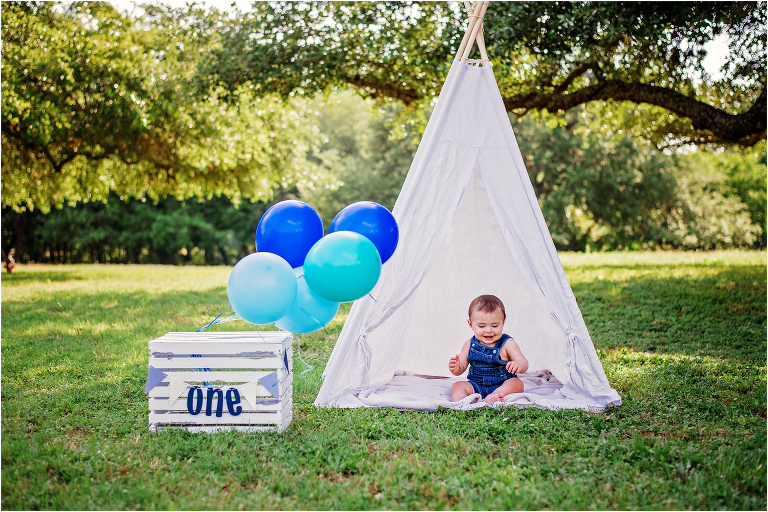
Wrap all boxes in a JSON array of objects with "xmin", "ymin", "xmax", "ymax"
[{"xmin": 148, "ymin": 331, "xmax": 293, "ymax": 433}]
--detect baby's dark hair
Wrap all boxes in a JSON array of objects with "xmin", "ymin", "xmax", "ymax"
[{"xmin": 468, "ymin": 294, "xmax": 506, "ymax": 320}]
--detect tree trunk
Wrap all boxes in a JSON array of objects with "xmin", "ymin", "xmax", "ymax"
[{"xmin": 13, "ymin": 212, "xmax": 25, "ymax": 263}]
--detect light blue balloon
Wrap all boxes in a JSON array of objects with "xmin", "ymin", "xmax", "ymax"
[
  {"xmin": 227, "ymin": 253, "xmax": 297, "ymax": 325},
  {"xmin": 275, "ymin": 267, "xmax": 340, "ymax": 334},
  {"xmin": 304, "ymin": 231, "xmax": 382, "ymax": 303}
]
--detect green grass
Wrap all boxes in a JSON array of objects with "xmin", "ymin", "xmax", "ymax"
[{"xmin": 2, "ymin": 251, "xmax": 766, "ymax": 510}]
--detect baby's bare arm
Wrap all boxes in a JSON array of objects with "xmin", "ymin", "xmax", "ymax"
[
  {"xmin": 504, "ymin": 338, "xmax": 529, "ymax": 374},
  {"xmin": 448, "ymin": 340, "xmax": 471, "ymax": 375}
]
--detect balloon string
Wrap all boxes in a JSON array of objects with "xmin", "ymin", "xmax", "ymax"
[
  {"xmin": 295, "ymin": 336, "xmax": 313, "ymax": 376},
  {"xmin": 195, "ymin": 305, "xmax": 236, "ymax": 385},
  {"xmin": 191, "ymin": 354, "xmax": 212, "ymax": 386},
  {"xmin": 197, "ymin": 289, "xmax": 332, "ymax": 377},
  {"xmin": 296, "ymin": 274, "xmax": 335, "ymax": 334},
  {"xmin": 368, "ymin": 293, "xmax": 378, "ymax": 303},
  {"xmin": 274, "ymin": 326, "xmax": 315, "ymax": 376},
  {"xmin": 196, "ymin": 305, "xmax": 234, "ymax": 332}
]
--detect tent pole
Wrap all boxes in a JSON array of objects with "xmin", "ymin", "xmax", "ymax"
[
  {"xmin": 460, "ymin": 1, "xmax": 490, "ymax": 62},
  {"xmin": 454, "ymin": 0, "xmax": 486, "ymax": 61},
  {"xmin": 477, "ymin": 26, "xmax": 489, "ymax": 62},
  {"xmin": 464, "ymin": 1, "xmax": 489, "ymax": 62}
]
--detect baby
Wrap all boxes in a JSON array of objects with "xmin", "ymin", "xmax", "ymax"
[{"xmin": 448, "ymin": 294, "xmax": 529, "ymax": 404}]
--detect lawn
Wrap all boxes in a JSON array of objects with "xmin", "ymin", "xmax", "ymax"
[{"xmin": 2, "ymin": 251, "xmax": 766, "ymax": 510}]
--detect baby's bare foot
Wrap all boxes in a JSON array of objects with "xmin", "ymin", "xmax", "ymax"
[{"xmin": 484, "ymin": 393, "xmax": 503, "ymax": 404}]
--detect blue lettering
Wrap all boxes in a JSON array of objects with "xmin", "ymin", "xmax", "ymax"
[
  {"xmin": 206, "ymin": 387, "xmax": 224, "ymax": 417},
  {"xmin": 226, "ymin": 388, "xmax": 242, "ymax": 416},
  {"xmin": 187, "ymin": 386, "xmax": 203, "ymax": 415}
]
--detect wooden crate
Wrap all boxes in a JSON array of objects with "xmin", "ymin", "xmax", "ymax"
[{"xmin": 147, "ymin": 331, "xmax": 293, "ymax": 433}]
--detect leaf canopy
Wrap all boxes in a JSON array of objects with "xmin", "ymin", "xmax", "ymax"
[{"xmin": 206, "ymin": 1, "xmax": 766, "ymax": 147}]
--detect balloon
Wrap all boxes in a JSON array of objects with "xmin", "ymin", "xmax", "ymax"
[
  {"xmin": 275, "ymin": 267, "xmax": 340, "ymax": 334},
  {"xmin": 227, "ymin": 253, "xmax": 297, "ymax": 325},
  {"xmin": 328, "ymin": 201, "xmax": 399, "ymax": 264},
  {"xmin": 303, "ymin": 231, "xmax": 382, "ymax": 303},
  {"xmin": 255, "ymin": 200, "xmax": 324, "ymax": 268}
]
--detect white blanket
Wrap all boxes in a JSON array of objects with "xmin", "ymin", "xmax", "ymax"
[{"xmin": 326, "ymin": 371, "xmax": 611, "ymax": 412}]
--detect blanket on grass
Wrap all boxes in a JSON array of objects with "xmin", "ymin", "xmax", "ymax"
[{"xmin": 326, "ymin": 370, "xmax": 611, "ymax": 412}]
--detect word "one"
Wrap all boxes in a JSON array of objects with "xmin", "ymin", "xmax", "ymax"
[{"xmin": 187, "ymin": 386, "xmax": 242, "ymax": 417}]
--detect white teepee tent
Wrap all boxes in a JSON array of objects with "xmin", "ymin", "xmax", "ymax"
[{"xmin": 314, "ymin": 1, "xmax": 621, "ymax": 411}]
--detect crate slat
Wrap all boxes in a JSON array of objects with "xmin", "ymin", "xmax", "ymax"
[
  {"xmin": 150, "ymin": 380, "xmax": 294, "ymax": 412},
  {"xmin": 151, "ymin": 396, "xmax": 291, "ymax": 417},
  {"xmin": 158, "ymin": 331, "xmax": 290, "ymax": 339},
  {"xmin": 151, "ymin": 424, "xmax": 285, "ymax": 433},
  {"xmin": 148, "ymin": 373, "xmax": 292, "ymax": 399},
  {"xmin": 156, "ymin": 370, "xmax": 289, "ymax": 384},
  {"xmin": 149, "ymin": 372, "xmax": 292, "ymax": 397},
  {"xmin": 149, "ymin": 353, "xmax": 292, "ymax": 370},
  {"xmin": 150, "ymin": 394, "xmax": 288, "ymax": 414},
  {"xmin": 150, "ymin": 404, "xmax": 290, "ymax": 425},
  {"xmin": 150, "ymin": 412, "xmax": 277, "ymax": 425},
  {"xmin": 149, "ymin": 342, "xmax": 286, "ymax": 355}
]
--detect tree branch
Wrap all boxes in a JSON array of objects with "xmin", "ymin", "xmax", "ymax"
[
  {"xmin": 503, "ymin": 81, "xmax": 767, "ymax": 146},
  {"xmin": 345, "ymin": 73, "xmax": 421, "ymax": 104},
  {"xmin": 553, "ymin": 62, "xmax": 604, "ymax": 94}
]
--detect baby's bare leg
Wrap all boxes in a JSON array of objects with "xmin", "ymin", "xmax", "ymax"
[
  {"xmin": 451, "ymin": 381, "xmax": 475, "ymax": 402},
  {"xmin": 484, "ymin": 377, "xmax": 524, "ymax": 404}
]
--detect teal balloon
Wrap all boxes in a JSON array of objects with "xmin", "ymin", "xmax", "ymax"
[
  {"xmin": 275, "ymin": 267, "xmax": 340, "ymax": 333},
  {"xmin": 227, "ymin": 253, "xmax": 297, "ymax": 325},
  {"xmin": 304, "ymin": 231, "xmax": 382, "ymax": 303}
]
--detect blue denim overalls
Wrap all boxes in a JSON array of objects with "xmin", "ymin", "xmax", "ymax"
[{"xmin": 467, "ymin": 334, "xmax": 518, "ymax": 397}]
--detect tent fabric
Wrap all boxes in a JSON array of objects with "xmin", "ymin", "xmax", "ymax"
[{"xmin": 314, "ymin": 60, "xmax": 621, "ymax": 412}]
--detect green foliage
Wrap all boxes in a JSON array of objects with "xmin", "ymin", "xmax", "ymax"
[
  {"xmin": 208, "ymin": 1, "xmax": 766, "ymax": 146},
  {"xmin": 710, "ymin": 144, "xmax": 767, "ymax": 245},
  {"xmin": 0, "ymin": 193, "xmax": 302, "ymax": 265},
  {"xmin": 662, "ymin": 157, "xmax": 762, "ymax": 249},
  {"xmin": 206, "ymin": 2, "xmax": 460, "ymax": 105},
  {"xmin": 299, "ymin": 90, "xmax": 417, "ymax": 227},
  {"xmin": 514, "ymin": 109, "xmax": 764, "ymax": 251},
  {"xmin": 1, "ymin": 252, "xmax": 765, "ymax": 509},
  {"xmin": 4, "ymin": 91, "xmax": 764, "ymax": 263},
  {"xmin": 514, "ymin": 112, "xmax": 679, "ymax": 250},
  {"xmin": 1, "ymin": 2, "xmax": 315, "ymax": 212}
]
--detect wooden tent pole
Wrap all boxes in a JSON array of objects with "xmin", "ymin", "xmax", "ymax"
[
  {"xmin": 454, "ymin": 1, "xmax": 482, "ymax": 61},
  {"xmin": 464, "ymin": 0, "xmax": 489, "ymax": 62},
  {"xmin": 477, "ymin": 26, "xmax": 489, "ymax": 62},
  {"xmin": 460, "ymin": 1, "xmax": 489, "ymax": 62}
]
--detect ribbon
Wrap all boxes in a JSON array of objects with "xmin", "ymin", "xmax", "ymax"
[
  {"xmin": 162, "ymin": 371, "xmax": 282, "ymax": 406},
  {"xmin": 167, "ymin": 377, "xmax": 189, "ymax": 403},
  {"xmin": 145, "ymin": 365, "xmax": 167, "ymax": 393},
  {"xmin": 239, "ymin": 381, "xmax": 259, "ymax": 407},
  {"xmin": 196, "ymin": 305, "xmax": 238, "ymax": 332},
  {"xmin": 259, "ymin": 371, "xmax": 280, "ymax": 399}
]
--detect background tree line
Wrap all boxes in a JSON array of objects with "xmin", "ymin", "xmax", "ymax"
[{"xmin": 2, "ymin": 2, "xmax": 765, "ymax": 264}]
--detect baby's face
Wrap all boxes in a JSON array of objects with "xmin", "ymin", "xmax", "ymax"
[{"xmin": 468, "ymin": 308, "xmax": 505, "ymax": 345}]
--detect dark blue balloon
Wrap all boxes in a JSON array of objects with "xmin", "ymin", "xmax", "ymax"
[
  {"xmin": 328, "ymin": 201, "xmax": 399, "ymax": 264},
  {"xmin": 255, "ymin": 200, "xmax": 324, "ymax": 268}
]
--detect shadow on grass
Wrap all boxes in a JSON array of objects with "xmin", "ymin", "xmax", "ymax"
[
  {"xmin": 1, "ymin": 270, "xmax": 86, "ymax": 283},
  {"xmin": 1, "ymin": 287, "xmax": 231, "ymax": 373},
  {"xmin": 564, "ymin": 261, "xmax": 765, "ymax": 270},
  {"xmin": 574, "ymin": 265, "xmax": 766, "ymax": 364}
]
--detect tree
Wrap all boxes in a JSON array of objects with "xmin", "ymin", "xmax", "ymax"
[
  {"xmin": 1, "ymin": 2, "xmax": 315, "ymax": 213},
  {"xmin": 205, "ymin": 1, "xmax": 766, "ymax": 147},
  {"xmin": 298, "ymin": 90, "xmax": 417, "ymax": 227},
  {"xmin": 514, "ymin": 109, "xmax": 761, "ymax": 250}
]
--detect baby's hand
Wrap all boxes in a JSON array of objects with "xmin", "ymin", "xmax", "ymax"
[
  {"xmin": 506, "ymin": 360, "xmax": 522, "ymax": 374},
  {"xmin": 448, "ymin": 354, "xmax": 460, "ymax": 373}
]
